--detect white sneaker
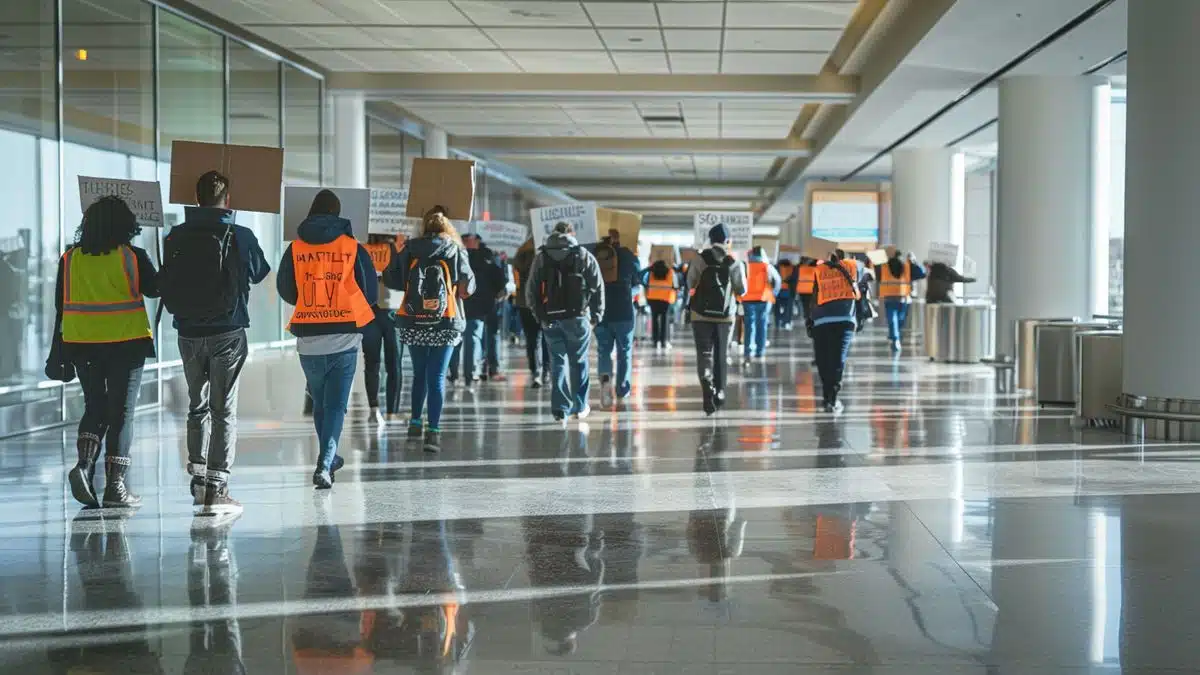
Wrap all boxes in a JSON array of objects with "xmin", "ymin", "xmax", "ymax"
[
  {"xmin": 369, "ymin": 407, "xmax": 384, "ymax": 424},
  {"xmin": 575, "ymin": 405, "xmax": 591, "ymax": 420},
  {"xmin": 654, "ymin": 343, "xmax": 663, "ymax": 352},
  {"xmin": 664, "ymin": 342, "xmax": 673, "ymax": 351}
]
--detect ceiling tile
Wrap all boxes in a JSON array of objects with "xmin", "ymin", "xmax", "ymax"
[
  {"xmin": 720, "ymin": 51, "xmax": 826, "ymax": 74},
  {"xmin": 341, "ymin": 49, "xmax": 519, "ymax": 72},
  {"xmin": 190, "ymin": 0, "xmax": 275, "ymax": 23},
  {"xmin": 655, "ymin": 2, "xmax": 724, "ymax": 28},
  {"xmin": 361, "ymin": 26, "xmax": 493, "ymax": 49},
  {"xmin": 509, "ymin": 51, "xmax": 616, "ymax": 73},
  {"xmin": 455, "ymin": 1, "xmax": 593, "ymax": 27},
  {"xmin": 725, "ymin": 2, "xmax": 856, "ymax": 29},
  {"xmin": 663, "ymin": 29, "xmax": 721, "ymax": 51},
  {"xmin": 485, "ymin": 27, "xmax": 604, "ymax": 50},
  {"xmin": 237, "ymin": 0, "xmax": 343, "ymax": 23},
  {"xmin": 295, "ymin": 49, "xmax": 368, "ymax": 70},
  {"xmin": 612, "ymin": 50, "xmax": 670, "ymax": 73},
  {"xmin": 371, "ymin": 0, "xmax": 472, "ymax": 24},
  {"xmin": 599, "ymin": 29, "xmax": 665, "ymax": 51},
  {"xmin": 584, "ymin": 2, "xmax": 659, "ymax": 27},
  {"xmin": 668, "ymin": 52, "xmax": 719, "ymax": 74},
  {"xmin": 723, "ymin": 28, "xmax": 840, "ymax": 52},
  {"xmin": 442, "ymin": 50, "xmax": 523, "ymax": 72}
]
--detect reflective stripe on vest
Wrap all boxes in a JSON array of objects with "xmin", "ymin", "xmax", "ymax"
[
  {"xmin": 740, "ymin": 261, "xmax": 774, "ymax": 303},
  {"xmin": 878, "ymin": 260, "xmax": 912, "ymax": 298},
  {"xmin": 363, "ymin": 242, "xmax": 394, "ymax": 274},
  {"xmin": 646, "ymin": 275, "xmax": 678, "ymax": 304},
  {"xmin": 288, "ymin": 236, "xmax": 374, "ymax": 329},
  {"xmin": 796, "ymin": 265, "xmax": 816, "ymax": 294},
  {"xmin": 61, "ymin": 246, "xmax": 152, "ymax": 344},
  {"xmin": 815, "ymin": 259, "xmax": 860, "ymax": 306}
]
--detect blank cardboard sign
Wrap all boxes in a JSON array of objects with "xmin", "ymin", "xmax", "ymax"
[
  {"xmin": 406, "ymin": 158, "xmax": 475, "ymax": 221},
  {"xmin": 169, "ymin": 141, "xmax": 284, "ymax": 213},
  {"xmin": 804, "ymin": 237, "xmax": 839, "ymax": 260},
  {"xmin": 596, "ymin": 207, "xmax": 642, "ymax": 249}
]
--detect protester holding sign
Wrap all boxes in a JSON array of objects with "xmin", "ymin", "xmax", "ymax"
[
  {"xmin": 161, "ymin": 170, "xmax": 270, "ymax": 515},
  {"xmin": 925, "ymin": 262, "xmax": 974, "ymax": 304},
  {"xmin": 593, "ymin": 230, "xmax": 641, "ymax": 407},
  {"xmin": 877, "ymin": 249, "xmax": 926, "ymax": 353},
  {"xmin": 511, "ymin": 240, "xmax": 550, "ymax": 388},
  {"xmin": 277, "ymin": 190, "xmax": 377, "ymax": 489},
  {"xmin": 56, "ymin": 196, "xmax": 159, "ymax": 509}
]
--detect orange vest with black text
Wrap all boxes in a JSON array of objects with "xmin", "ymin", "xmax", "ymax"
[
  {"xmin": 288, "ymin": 235, "xmax": 374, "ymax": 329},
  {"xmin": 815, "ymin": 259, "xmax": 861, "ymax": 306},
  {"xmin": 740, "ymin": 261, "xmax": 774, "ymax": 303},
  {"xmin": 363, "ymin": 242, "xmax": 394, "ymax": 274}
]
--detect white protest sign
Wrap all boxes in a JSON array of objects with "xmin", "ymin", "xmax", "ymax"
[
  {"xmin": 470, "ymin": 220, "xmax": 529, "ymax": 258},
  {"xmin": 927, "ymin": 241, "xmax": 960, "ymax": 266},
  {"xmin": 694, "ymin": 211, "xmax": 753, "ymax": 256},
  {"xmin": 78, "ymin": 177, "xmax": 163, "ymax": 228},
  {"xmin": 368, "ymin": 187, "xmax": 410, "ymax": 235},
  {"xmin": 283, "ymin": 186, "xmax": 371, "ymax": 241},
  {"xmin": 530, "ymin": 203, "xmax": 598, "ymax": 247}
]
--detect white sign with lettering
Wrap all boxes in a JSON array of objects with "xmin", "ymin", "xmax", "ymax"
[
  {"xmin": 368, "ymin": 187, "xmax": 410, "ymax": 235},
  {"xmin": 78, "ymin": 177, "xmax": 164, "ymax": 228},
  {"xmin": 468, "ymin": 220, "xmax": 530, "ymax": 258},
  {"xmin": 927, "ymin": 241, "xmax": 960, "ymax": 266},
  {"xmin": 530, "ymin": 203, "xmax": 599, "ymax": 247},
  {"xmin": 694, "ymin": 211, "xmax": 753, "ymax": 256}
]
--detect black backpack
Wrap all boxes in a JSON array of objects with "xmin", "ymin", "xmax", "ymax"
[
  {"xmin": 692, "ymin": 250, "xmax": 734, "ymax": 319},
  {"xmin": 403, "ymin": 254, "xmax": 455, "ymax": 325},
  {"xmin": 159, "ymin": 225, "xmax": 240, "ymax": 320},
  {"xmin": 541, "ymin": 248, "xmax": 587, "ymax": 320}
]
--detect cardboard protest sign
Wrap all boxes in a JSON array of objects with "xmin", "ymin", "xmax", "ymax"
[
  {"xmin": 471, "ymin": 220, "xmax": 529, "ymax": 258},
  {"xmin": 778, "ymin": 244, "xmax": 802, "ymax": 263},
  {"xmin": 680, "ymin": 247, "xmax": 698, "ymax": 264},
  {"xmin": 694, "ymin": 211, "xmax": 753, "ymax": 255},
  {"xmin": 866, "ymin": 248, "xmax": 889, "ymax": 266},
  {"xmin": 649, "ymin": 244, "xmax": 678, "ymax": 265},
  {"xmin": 927, "ymin": 241, "xmax": 960, "ymax": 266},
  {"xmin": 752, "ymin": 235, "xmax": 780, "ymax": 260},
  {"xmin": 283, "ymin": 186, "xmax": 371, "ymax": 241},
  {"xmin": 596, "ymin": 208, "xmax": 642, "ymax": 249},
  {"xmin": 169, "ymin": 140, "xmax": 284, "ymax": 213},
  {"xmin": 803, "ymin": 237, "xmax": 839, "ymax": 260},
  {"xmin": 369, "ymin": 187, "xmax": 410, "ymax": 235},
  {"xmin": 406, "ymin": 158, "xmax": 475, "ymax": 221},
  {"xmin": 78, "ymin": 177, "xmax": 163, "ymax": 228},
  {"xmin": 530, "ymin": 203, "xmax": 599, "ymax": 247}
]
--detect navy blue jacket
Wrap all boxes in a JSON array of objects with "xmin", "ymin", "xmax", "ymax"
[
  {"xmin": 595, "ymin": 245, "xmax": 641, "ymax": 325},
  {"xmin": 169, "ymin": 207, "xmax": 270, "ymax": 338},
  {"xmin": 276, "ymin": 214, "xmax": 378, "ymax": 337}
]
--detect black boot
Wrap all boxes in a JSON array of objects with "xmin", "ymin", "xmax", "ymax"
[
  {"xmin": 68, "ymin": 434, "xmax": 101, "ymax": 507},
  {"xmin": 102, "ymin": 457, "xmax": 142, "ymax": 508}
]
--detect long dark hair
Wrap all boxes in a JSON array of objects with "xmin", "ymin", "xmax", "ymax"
[{"xmin": 74, "ymin": 196, "xmax": 140, "ymax": 255}]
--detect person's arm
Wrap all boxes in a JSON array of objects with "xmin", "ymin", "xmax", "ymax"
[
  {"xmin": 54, "ymin": 254, "xmax": 64, "ymax": 317},
  {"xmin": 909, "ymin": 260, "xmax": 927, "ymax": 281},
  {"xmin": 686, "ymin": 258, "xmax": 702, "ymax": 290},
  {"xmin": 582, "ymin": 250, "xmax": 606, "ymax": 323},
  {"xmin": 238, "ymin": 227, "xmax": 270, "ymax": 284},
  {"xmin": 946, "ymin": 266, "xmax": 974, "ymax": 284},
  {"xmin": 456, "ymin": 249, "xmax": 476, "ymax": 299},
  {"xmin": 768, "ymin": 264, "xmax": 782, "ymax": 295},
  {"xmin": 730, "ymin": 261, "xmax": 748, "ymax": 298},
  {"xmin": 353, "ymin": 244, "xmax": 379, "ymax": 306},
  {"xmin": 276, "ymin": 244, "xmax": 298, "ymax": 305},
  {"xmin": 383, "ymin": 249, "xmax": 408, "ymax": 291},
  {"xmin": 525, "ymin": 252, "xmax": 545, "ymax": 321},
  {"xmin": 134, "ymin": 246, "xmax": 159, "ymax": 298}
]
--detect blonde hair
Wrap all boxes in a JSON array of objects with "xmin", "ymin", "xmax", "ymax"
[{"xmin": 422, "ymin": 212, "xmax": 463, "ymax": 247}]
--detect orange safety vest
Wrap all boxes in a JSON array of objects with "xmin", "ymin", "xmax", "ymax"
[
  {"xmin": 814, "ymin": 259, "xmax": 861, "ymax": 306},
  {"xmin": 878, "ymin": 260, "xmax": 912, "ymax": 298},
  {"xmin": 363, "ymin": 242, "xmax": 395, "ymax": 274},
  {"xmin": 646, "ymin": 273, "xmax": 678, "ymax": 304},
  {"xmin": 287, "ymin": 235, "xmax": 374, "ymax": 329},
  {"xmin": 740, "ymin": 261, "xmax": 775, "ymax": 303},
  {"xmin": 796, "ymin": 265, "xmax": 816, "ymax": 295},
  {"xmin": 778, "ymin": 262, "xmax": 795, "ymax": 292}
]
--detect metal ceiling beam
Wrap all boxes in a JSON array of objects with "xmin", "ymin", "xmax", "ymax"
[
  {"xmin": 583, "ymin": 195, "xmax": 755, "ymax": 204},
  {"xmin": 447, "ymin": 136, "xmax": 811, "ymax": 157},
  {"xmin": 329, "ymin": 73, "xmax": 858, "ymax": 102},
  {"xmin": 537, "ymin": 177, "xmax": 788, "ymax": 190}
]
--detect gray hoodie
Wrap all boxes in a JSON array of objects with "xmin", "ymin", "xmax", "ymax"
[
  {"xmin": 525, "ymin": 232, "xmax": 605, "ymax": 325},
  {"xmin": 686, "ymin": 244, "xmax": 747, "ymax": 323}
]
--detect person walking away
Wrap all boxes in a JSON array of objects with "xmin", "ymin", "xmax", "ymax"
[
  {"xmin": 277, "ymin": 190, "xmax": 376, "ymax": 488},
  {"xmin": 809, "ymin": 250, "xmax": 865, "ymax": 414},
  {"xmin": 925, "ymin": 261, "xmax": 975, "ymax": 304},
  {"xmin": 385, "ymin": 213, "xmax": 474, "ymax": 451},
  {"xmin": 512, "ymin": 239, "xmax": 549, "ymax": 389},
  {"xmin": 159, "ymin": 170, "xmax": 269, "ymax": 515},
  {"xmin": 877, "ymin": 249, "xmax": 926, "ymax": 353},
  {"xmin": 59, "ymin": 196, "xmax": 159, "ymax": 508},
  {"xmin": 592, "ymin": 230, "xmax": 640, "ymax": 407},
  {"xmin": 687, "ymin": 224, "xmax": 747, "ymax": 416},
  {"xmin": 775, "ymin": 259, "xmax": 797, "ymax": 330},
  {"xmin": 527, "ymin": 222, "xmax": 604, "ymax": 425},
  {"xmin": 739, "ymin": 246, "xmax": 782, "ymax": 363},
  {"xmin": 362, "ymin": 234, "xmax": 406, "ymax": 422},
  {"xmin": 458, "ymin": 234, "xmax": 505, "ymax": 390},
  {"xmin": 484, "ymin": 249, "xmax": 514, "ymax": 380},
  {"xmin": 644, "ymin": 259, "xmax": 679, "ymax": 350}
]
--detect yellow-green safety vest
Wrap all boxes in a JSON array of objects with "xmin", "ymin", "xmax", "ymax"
[{"xmin": 62, "ymin": 245, "xmax": 151, "ymax": 344}]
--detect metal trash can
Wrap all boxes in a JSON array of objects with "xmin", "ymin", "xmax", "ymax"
[
  {"xmin": 1076, "ymin": 330, "xmax": 1123, "ymax": 426},
  {"xmin": 1015, "ymin": 318, "xmax": 1079, "ymax": 392},
  {"xmin": 1035, "ymin": 321, "xmax": 1119, "ymax": 405},
  {"xmin": 902, "ymin": 299, "xmax": 925, "ymax": 343},
  {"xmin": 923, "ymin": 302, "xmax": 995, "ymax": 363}
]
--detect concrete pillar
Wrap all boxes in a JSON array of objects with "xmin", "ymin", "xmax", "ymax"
[
  {"xmin": 1122, "ymin": 0, "xmax": 1200, "ymax": 415},
  {"xmin": 331, "ymin": 93, "xmax": 366, "ymax": 188},
  {"xmin": 424, "ymin": 125, "xmax": 449, "ymax": 159},
  {"xmin": 995, "ymin": 76, "xmax": 1096, "ymax": 355},
  {"xmin": 891, "ymin": 147, "xmax": 963, "ymax": 264}
]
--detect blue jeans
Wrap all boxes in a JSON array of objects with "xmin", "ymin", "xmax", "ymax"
[
  {"xmin": 299, "ymin": 349, "xmax": 357, "ymax": 473},
  {"xmin": 595, "ymin": 320, "xmax": 634, "ymax": 396},
  {"xmin": 743, "ymin": 302, "xmax": 770, "ymax": 358},
  {"xmin": 884, "ymin": 299, "xmax": 908, "ymax": 342},
  {"xmin": 543, "ymin": 316, "xmax": 592, "ymax": 416},
  {"xmin": 409, "ymin": 344, "xmax": 454, "ymax": 428},
  {"xmin": 461, "ymin": 318, "xmax": 486, "ymax": 381}
]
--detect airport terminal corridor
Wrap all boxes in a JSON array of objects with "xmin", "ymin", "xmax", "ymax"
[{"xmin": 0, "ymin": 331, "xmax": 1194, "ymax": 674}]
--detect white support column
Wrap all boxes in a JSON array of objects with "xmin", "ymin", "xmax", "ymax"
[
  {"xmin": 331, "ymin": 93, "xmax": 366, "ymax": 188},
  {"xmin": 424, "ymin": 125, "xmax": 449, "ymax": 159},
  {"xmin": 995, "ymin": 76, "xmax": 1096, "ymax": 355},
  {"xmin": 1120, "ymin": 0, "xmax": 1200, "ymax": 433},
  {"xmin": 891, "ymin": 147, "xmax": 962, "ymax": 263}
]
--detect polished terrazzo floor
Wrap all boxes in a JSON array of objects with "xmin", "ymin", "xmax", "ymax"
[{"xmin": 0, "ymin": 326, "xmax": 1194, "ymax": 674}]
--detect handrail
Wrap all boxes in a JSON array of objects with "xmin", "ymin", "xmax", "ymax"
[{"xmin": 1106, "ymin": 404, "xmax": 1200, "ymax": 423}]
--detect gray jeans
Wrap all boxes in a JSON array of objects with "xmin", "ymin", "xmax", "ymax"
[{"xmin": 180, "ymin": 328, "xmax": 248, "ymax": 484}]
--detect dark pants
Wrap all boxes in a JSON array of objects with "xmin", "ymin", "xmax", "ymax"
[
  {"xmin": 485, "ymin": 305, "xmax": 503, "ymax": 373},
  {"xmin": 649, "ymin": 300, "xmax": 672, "ymax": 346},
  {"xmin": 775, "ymin": 291, "xmax": 794, "ymax": 328},
  {"xmin": 798, "ymin": 294, "xmax": 814, "ymax": 323},
  {"xmin": 361, "ymin": 308, "xmax": 404, "ymax": 414},
  {"xmin": 299, "ymin": 349, "xmax": 357, "ymax": 473},
  {"xmin": 179, "ymin": 328, "xmax": 248, "ymax": 484},
  {"xmin": 812, "ymin": 322, "xmax": 855, "ymax": 403},
  {"xmin": 691, "ymin": 321, "xmax": 731, "ymax": 396},
  {"xmin": 519, "ymin": 307, "xmax": 550, "ymax": 378},
  {"xmin": 74, "ymin": 356, "xmax": 145, "ymax": 461},
  {"xmin": 409, "ymin": 344, "xmax": 454, "ymax": 428}
]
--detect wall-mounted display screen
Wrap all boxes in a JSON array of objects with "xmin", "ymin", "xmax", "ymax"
[{"xmin": 811, "ymin": 190, "xmax": 880, "ymax": 243}]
